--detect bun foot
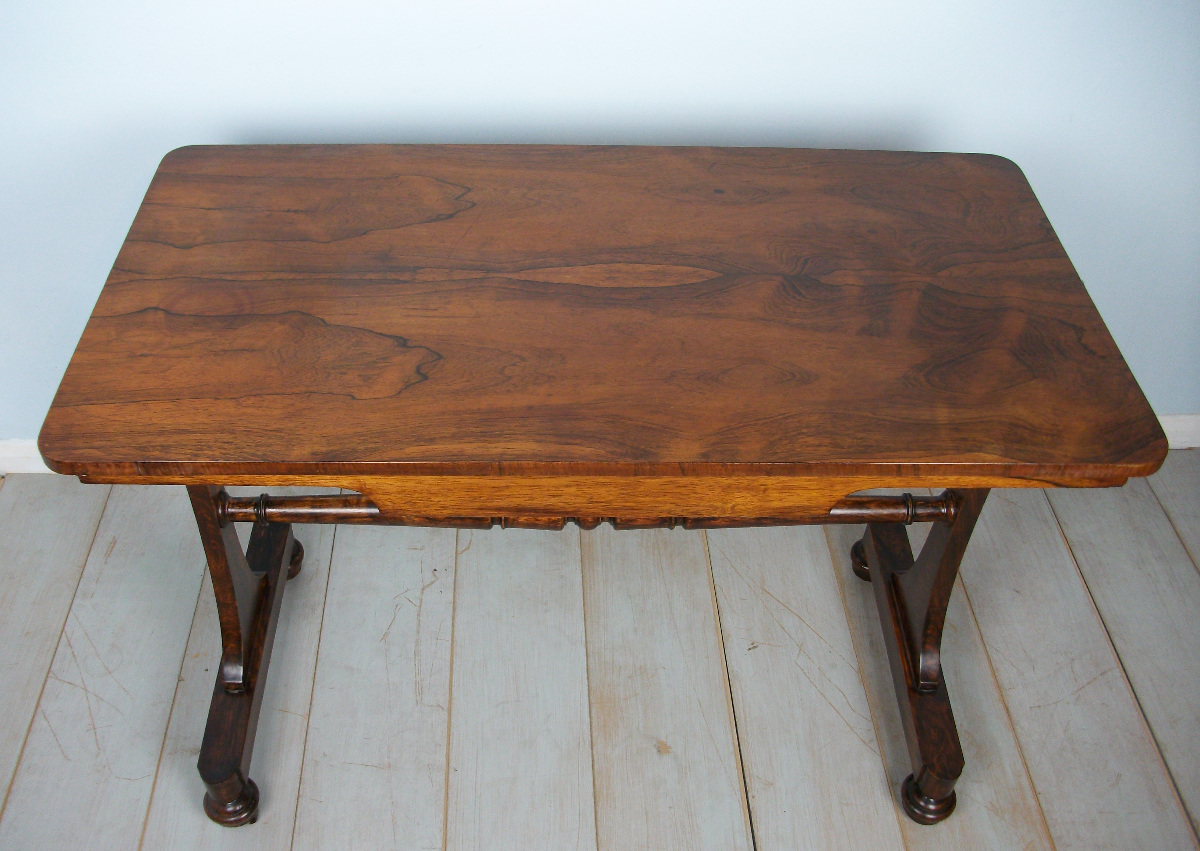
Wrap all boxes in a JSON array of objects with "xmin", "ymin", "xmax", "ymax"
[
  {"xmin": 900, "ymin": 773, "xmax": 955, "ymax": 824},
  {"xmin": 287, "ymin": 540, "xmax": 304, "ymax": 580},
  {"xmin": 203, "ymin": 776, "xmax": 259, "ymax": 827},
  {"xmin": 850, "ymin": 539, "xmax": 871, "ymax": 582}
]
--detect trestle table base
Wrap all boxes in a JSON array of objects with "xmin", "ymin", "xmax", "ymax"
[{"xmin": 187, "ymin": 485, "xmax": 987, "ymax": 827}]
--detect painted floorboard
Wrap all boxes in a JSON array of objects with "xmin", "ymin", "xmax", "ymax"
[
  {"xmin": 3, "ymin": 473, "xmax": 1199, "ymax": 847},
  {"xmin": 825, "ymin": 519, "xmax": 1053, "ymax": 850},
  {"xmin": 0, "ymin": 476, "xmax": 109, "ymax": 808},
  {"xmin": 1149, "ymin": 449, "xmax": 1200, "ymax": 570},
  {"xmin": 141, "ymin": 488, "xmax": 339, "ymax": 850},
  {"xmin": 707, "ymin": 525, "xmax": 904, "ymax": 850},
  {"xmin": 292, "ymin": 524, "xmax": 456, "ymax": 851},
  {"xmin": 963, "ymin": 489, "xmax": 1196, "ymax": 850},
  {"xmin": 582, "ymin": 527, "xmax": 752, "ymax": 851},
  {"xmin": 445, "ymin": 528, "xmax": 596, "ymax": 851},
  {"xmin": 1048, "ymin": 478, "xmax": 1200, "ymax": 837},
  {"xmin": 0, "ymin": 486, "xmax": 208, "ymax": 849}
]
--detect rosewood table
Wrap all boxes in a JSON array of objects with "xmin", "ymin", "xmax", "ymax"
[{"xmin": 38, "ymin": 145, "xmax": 1166, "ymax": 827}]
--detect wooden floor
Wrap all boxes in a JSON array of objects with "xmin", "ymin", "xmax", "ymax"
[{"xmin": 0, "ymin": 453, "xmax": 1197, "ymax": 849}]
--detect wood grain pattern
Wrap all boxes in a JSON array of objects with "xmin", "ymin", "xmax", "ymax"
[
  {"xmin": 39, "ymin": 145, "xmax": 1165, "ymax": 496},
  {"xmin": 582, "ymin": 527, "xmax": 753, "ymax": 851},
  {"xmin": 445, "ymin": 528, "xmax": 596, "ymax": 851},
  {"xmin": 0, "ymin": 486, "xmax": 207, "ymax": 848},
  {"xmin": 0, "ymin": 476, "xmax": 109, "ymax": 806},
  {"xmin": 66, "ymin": 473, "xmax": 1131, "ymax": 535}
]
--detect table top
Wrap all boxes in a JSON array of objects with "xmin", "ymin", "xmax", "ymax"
[{"xmin": 39, "ymin": 145, "xmax": 1165, "ymax": 490}]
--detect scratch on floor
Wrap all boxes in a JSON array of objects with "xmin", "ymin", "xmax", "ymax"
[
  {"xmin": 746, "ymin": 640, "xmax": 781, "ymax": 652},
  {"xmin": 381, "ymin": 600, "xmax": 406, "ymax": 644},
  {"xmin": 412, "ymin": 569, "xmax": 440, "ymax": 706},
  {"xmin": 721, "ymin": 555, "xmax": 859, "ymax": 670},
  {"xmin": 70, "ymin": 614, "xmax": 132, "ymax": 700},
  {"xmin": 47, "ymin": 674, "xmax": 123, "ymax": 714},
  {"xmin": 758, "ymin": 583, "xmax": 860, "ymax": 671},
  {"xmin": 1027, "ymin": 667, "xmax": 1116, "ymax": 711},
  {"xmin": 757, "ymin": 600, "xmax": 877, "ymax": 751},
  {"xmin": 61, "ymin": 630, "xmax": 104, "ymax": 756},
  {"xmin": 40, "ymin": 708, "xmax": 70, "ymax": 762}
]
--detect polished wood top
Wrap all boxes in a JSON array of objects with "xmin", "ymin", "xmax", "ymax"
[{"xmin": 39, "ymin": 145, "xmax": 1165, "ymax": 487}]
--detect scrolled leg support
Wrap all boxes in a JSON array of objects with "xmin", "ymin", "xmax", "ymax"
[
  {"xmin": 188, "ymin": 486, "xmax": 299, "ymax": 827},
  {"xmin": 850, "ymin": 488, "xmax": 988, "ymax": 825}
]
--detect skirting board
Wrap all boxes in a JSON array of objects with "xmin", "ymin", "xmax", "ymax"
[
  {"xmin": 0, "ymin": 440, "xmax": 51, "ymax": 474},
  {"xmin": 1161, "ymin": 414, "xmax": 1200, "ymax": 450},
  {"xmin": 4, "ymin": 415, "xmax": 1199, "ymax": 475}
]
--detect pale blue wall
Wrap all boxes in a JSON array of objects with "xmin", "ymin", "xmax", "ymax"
[{"xmin": 2, "ymin": 0, "xmax": 1197, "ymax": 437}]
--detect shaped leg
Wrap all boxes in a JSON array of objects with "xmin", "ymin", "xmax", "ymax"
[
  {"xmin": 851, "ymin": 489, "xmax": 988, "ymax": 824},
  {"xmin": 187, "ymin": 486, "xmax": 299, "ymax": 826}
]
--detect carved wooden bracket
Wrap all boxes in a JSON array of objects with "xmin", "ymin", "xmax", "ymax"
[
  {"xmin": 188, "ymin": 486, "xmax": 259, "ymax": 693},
  {"xmin": 864, "ymin": 489, "xmax": 987, "ymax": 691}
]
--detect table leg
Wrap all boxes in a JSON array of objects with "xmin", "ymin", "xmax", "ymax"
[
  {"xmin": 186, "ymin": 486, "xmax": 303, "ymax": 827},
  {"xmin": 849, "ymin": 488, "xmax": 989, "ymax": 824}
]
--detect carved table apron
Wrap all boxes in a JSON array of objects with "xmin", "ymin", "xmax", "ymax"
[{"xmin": 38, "ymin": 145, "xmax": 1166, "ymax": 826}]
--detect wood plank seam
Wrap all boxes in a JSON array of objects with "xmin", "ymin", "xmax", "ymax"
[
  {"xmin": 578, "ymin": 527, "xmax": 603, "ymax": 851},
  {"xmin": 439, "ymin": 528, "xmax": 462, "ymax": 851},
  {"xmin": 0, "ymin": 485, "xmax": 217, "ymax": 847},
  {"xmin": 285, "ymin": 488, "xmax": 346, "ymax": 848},
  {"xmin": 953, "ymin": 574, "xmax": 1056, "ymax": 848},
  {"xmin": 826, "ymin": 499, "xmax": 1062, "ymax": 847},
  {"xmin": 287, "ymin": 523, "xmax": 342, "ymax": 851},
  {"xmin": 1146, "ymin": 474, "xmax": 1200, "ymax": 578},
  {"xmin": 136, "ymin": 563, "xmax": 210, "ymax": 849},
  {"xmin": 700, "ymin": 530, "xmax": 759, "ymax": 851},
  {"xmin": 1048, "ymin": 470, "xmax": 1200, "ymax": 838},
  {"xmin": 1041, "ymin": 492, "xmax": 1200, "ymax": 845},
  {"xmin": 822, "ymin": 524, "xmax": 912, "ymax": 845},
  {"xmin": 0, "ymin": 483, "xmax": 112, "ymax": 822}
]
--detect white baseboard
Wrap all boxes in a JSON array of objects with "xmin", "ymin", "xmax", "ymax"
[
  {"xmin": 3, "ymin": 414, "xmax": 1199, "ymax": 475},
  {"xmin": 0, "ymin": 439, "xmax": 52, "ymax": 474},
  {"xmin": 1160, "ymin": 414, "xmax": 1200, "ymax": 450}
]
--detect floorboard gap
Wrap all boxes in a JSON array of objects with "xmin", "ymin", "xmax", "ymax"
[{"xmin": 702, "ymin": 530, "xmax": 759, "ymax": 851}]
